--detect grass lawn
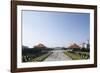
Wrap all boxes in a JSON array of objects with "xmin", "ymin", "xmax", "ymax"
[
  {"xmin": 64, "ymin": 51, "xmax": 89, "ymax": 60},
  {"xmin": 32, "ymin": 52, "xmax": 53, "ymax": 62}
]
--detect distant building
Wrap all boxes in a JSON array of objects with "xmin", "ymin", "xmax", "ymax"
[
  {"xmin": 86, "ymin": 40, "xmax": 90, "ymax": 49},
  {"xmin": 79, "ymin": 40, "xmax": 90, "ymax": 52},
  {"xmin": 67, "ymin": 43, "xmax": 81, "ymax": 51},
  {"xmin": 81, "ymin": 40, "xmax": 90, "ymax": 49},
  {"xmin": 33, "ymin": 43, "xmax": 49, "ymax": 53},
  {"xmin": 34, "ymin": 43, "xmax": 46, "ymax": 48}
]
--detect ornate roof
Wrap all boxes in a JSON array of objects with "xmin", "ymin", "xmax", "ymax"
[
  {"xmin": 34, "ymin": 43, "xmax": 46, "ymax": 48},
  {"xmin": 68, "ymin": 43, "xmax": 80, "ymax": 48}
]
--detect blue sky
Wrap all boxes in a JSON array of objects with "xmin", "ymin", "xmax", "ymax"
[{"xmin": 22, "ymin": 10, "xmax": 90, "ymax": 48}]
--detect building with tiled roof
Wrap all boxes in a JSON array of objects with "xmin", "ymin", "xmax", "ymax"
[
  {"xmin": 67, "ymin": 43, "xmax": 81, "ymax": 51},
  {"xmin": 68, "ymin": 43, "xmax": 80, "ymax": 49},
  {"xmin": 34, "ymin": 43, "xmax": 46, "ymax": 48}
]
